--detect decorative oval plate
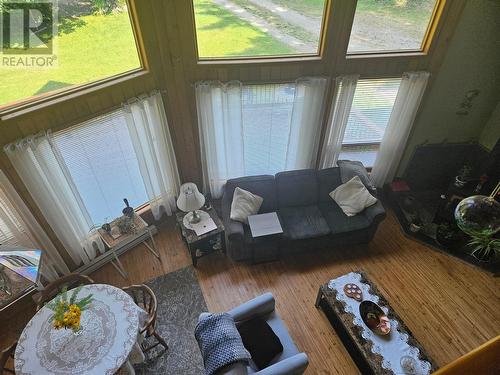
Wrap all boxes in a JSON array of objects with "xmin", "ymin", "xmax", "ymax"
[{"xmin": 359, "ymin": 300, "xmax": 391, "ymax": 335}]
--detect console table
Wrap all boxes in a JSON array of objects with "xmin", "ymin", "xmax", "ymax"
[
  {"xmin": 76, "ymin": 215, "xmax": 160, "ymax": 280},
  {"xmin": 316, "ymin": 271, "xmax": 437, "ymax": 375}
]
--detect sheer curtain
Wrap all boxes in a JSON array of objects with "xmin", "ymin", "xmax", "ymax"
[
  {"xmin": 319, "ymin": 75, "xmax": 359, "ymax": 169},
  {"xmin": 286, "ymin": 77, "xmax": 328, "ymax": 169},
  {"xmin": 196, "ymin": 81, "xmax": 245, "ymax": 198},
  {"xmin": 124, "ymin": 92, "xmax": 180, "ymax": 220},
  {"xmin": 371, "ymin": 71, "xmax": 430, "ymax": 187},
  {"xmin": 196, "ymin": 77, "xmax": 328, "ymax": 198},
  {"xmin": 4, "ymin": 133, "xmax": 104, "ymax": 267},
  {"xmin": 0, "ymin": 171, "xmax": 69, "ymax": 281}
]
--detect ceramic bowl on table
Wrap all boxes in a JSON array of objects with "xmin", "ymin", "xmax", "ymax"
[{"xmin": 359, "ymin": 300, "xmax": 391, "ymax": 335}]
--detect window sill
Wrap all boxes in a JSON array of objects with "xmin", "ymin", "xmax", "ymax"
[
  {"xmin": 345, "ymin": 51, "xmax": 427, "ymax": 60},
  {"xmin": 0, "ymin": 68, "xmax": 148, "ymax": 121},
  {"xmin": 197, "ymin": 55, "xmax": 323, "ymax": 66}
]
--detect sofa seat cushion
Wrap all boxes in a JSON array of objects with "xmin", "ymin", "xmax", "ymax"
[
  {"xmin": 279, "ymin": 205, "xmax": 330, "ymax": 240},
  {"xmin": 237, "ymin": 317, "xmax": 283, "ymax": 370},
  {"xmin": 320, "ymin": 202, "xmax": 372, "ymax": 235}
]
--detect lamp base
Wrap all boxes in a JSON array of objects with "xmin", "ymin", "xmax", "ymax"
[{"xmin": 183, "ymin": 210, "xmax": 208, "ymax": 228}]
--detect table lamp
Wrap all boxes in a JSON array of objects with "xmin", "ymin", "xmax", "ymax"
[{"xmin": 177, "ymin": 182, "xmax": 205, "ymax": 224}]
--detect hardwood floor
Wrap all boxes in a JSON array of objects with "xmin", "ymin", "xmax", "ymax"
[{"xmin": 2, "ymin": 209, "xmax": 499, "ymax": 374}]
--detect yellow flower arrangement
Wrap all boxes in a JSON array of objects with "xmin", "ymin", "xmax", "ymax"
[{"xmin": 47, "ymin": 286, "xmax": 93, "ymax": 333}]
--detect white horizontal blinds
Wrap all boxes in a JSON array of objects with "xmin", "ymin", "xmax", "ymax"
[
  {"xmin": 242, "ymin": 83, "xmax": 295, "ymax": 176},
  {"xmin": 342, "ymin": 78, "xmax": 401, "ymax": 145},
  {"xmin": 0, "ymin": 187, "xmax": 34, "ymax": 247},
  {"xmin": 52, "ymin": 110, "xmax": 148, "ymax": 225}
]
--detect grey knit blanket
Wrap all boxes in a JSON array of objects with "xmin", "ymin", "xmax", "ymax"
[{"xmin": 195, "ymin": 313, "xmax": 251, "ymax": 375}]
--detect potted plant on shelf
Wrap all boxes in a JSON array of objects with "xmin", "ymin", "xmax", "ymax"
[{"xmin": 467, "ymin": 234, "xmax": 500, "ymax": 262}]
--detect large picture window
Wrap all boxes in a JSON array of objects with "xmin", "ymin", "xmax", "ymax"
[
  {"xmin": 196, "ymin": 78, "xmax": 328, "ymax": 197},
  {"xmin": 0, "ymin": 0, "xmax": 141, "ymax": 110},
  {"xmin": 192, "ymin": 0, "xmax": 328, "ymax": 59},
  {"xmin": 347, "ymin": 0, "xmax": 440, "ymax": 54},
  {"xmin": 339, "ymin": 78, "xmax": 401, "ymax": 167},
  {"xmin": 5, "ymin": 93, "xmax": 179, "ymax": 265},
  {"xmin": 53, "ymin": 112, "xmax": 149, "ymax": 225}
]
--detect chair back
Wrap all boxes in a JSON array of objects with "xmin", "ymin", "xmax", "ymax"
[
  {"xmin": 122, "ymin": 284, "xmax": 157, "ymax": 334},
  {"xmin": 0, "ymin": 341, "xmax": 17, "ymax": 374},
  {"xmin": 36, "ymin": 273, "xmax": 94, "ymax": 311}
]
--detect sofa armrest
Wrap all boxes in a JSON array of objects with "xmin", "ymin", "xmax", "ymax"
[
  {"xmin": 255, "ymin": 353, "xmax": 309, "ymax": 375},
  {"xmin": 364, "ymin": 201, "xmax": 386, "ymax": 224},
  {"xmin": 227, "ymin": 293, "xmax": 275, "ymax": 322}
]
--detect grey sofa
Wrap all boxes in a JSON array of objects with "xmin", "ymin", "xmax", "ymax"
[
  {"xmin": 199, "ymin": 293, "xmax": 309, "ymax": 375},
  {"xmin": 221, "ymin": 167, "xmax": 386, "ymax": 261}
]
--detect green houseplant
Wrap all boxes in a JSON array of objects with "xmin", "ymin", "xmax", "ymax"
[{"xmin": 467, "ymin": 234, "xmax": 500, "ymax": 262}]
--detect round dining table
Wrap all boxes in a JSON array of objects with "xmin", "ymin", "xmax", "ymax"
[{"xmin": 15, "ymin": 284, "xmax": 147, "ymax": 375}]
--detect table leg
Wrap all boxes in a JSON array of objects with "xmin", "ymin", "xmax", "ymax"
[
  {"xmin": 190, "ymin": 244, "xmax": 197, "ymax": 267},
  {"xmin": 144, "ymin": 228, "xmax": 161, "ymax": 259},
  {"xmin": 221, "ymin": 233, "xmax": 226, "ymax": 254},
  {"xmin": 111, "ymin": 251, "xmax": 129, "ymax": 280},
  {"xmin": 315, "ymin": 287, "xmax": 323, "ymax": 308}
]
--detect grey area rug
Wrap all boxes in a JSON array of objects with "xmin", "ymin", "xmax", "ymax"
[{"xmin": 134, "ymin": 266, "xmax": 206, "ymax": 375}]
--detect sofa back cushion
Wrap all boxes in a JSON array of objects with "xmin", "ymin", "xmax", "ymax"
[
  {"xmin": 225, "ymin": 175, "xmax": 277, "ymax": 213},
  {"xmin": 275, "ymin": 169, "xmax": 318, "ymax": 208},
  {"xmin": 317, "ymin": 168, "xmax": 342, "ymax": 203}
]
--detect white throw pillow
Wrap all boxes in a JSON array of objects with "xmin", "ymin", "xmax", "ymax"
[
  {"xmin": 230, "ymin": 187, "xmax": 264, "ymax": 224},
  {"xmin": 329, "ymin": 176, "xmax": 377, "ymax": 216}
]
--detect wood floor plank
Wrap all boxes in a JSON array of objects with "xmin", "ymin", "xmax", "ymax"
[{"xmin": 1, "ymin": 209, "xmax": 499, "ymax": 374}]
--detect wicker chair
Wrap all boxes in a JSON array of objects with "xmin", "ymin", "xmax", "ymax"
[
  {"xmin": 122, "ymin": 284, "xmax": 168, "ymax": 352},
  {"xmin": 36, "ymin": 273, "xmax": 95, "ymax": 311},
  {"xmin": 0, "ymin": 341, "xmax": 17, "ymax": 374}
]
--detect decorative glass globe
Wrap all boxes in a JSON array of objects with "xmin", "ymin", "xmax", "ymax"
[{"xmin": 454, "ymin": 195, "xmax": 500, "ymax": 236}]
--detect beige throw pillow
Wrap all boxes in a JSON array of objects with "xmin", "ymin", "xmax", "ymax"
[
  {"xmin": 230, "ymin": 187, "xmax": 264, "ymax": 224},
  {"xmin": 329, "ymin": 176, "xmax": 377, "ymax": 216}
]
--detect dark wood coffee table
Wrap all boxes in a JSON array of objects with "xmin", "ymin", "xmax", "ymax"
[{"xmin": 315, "ymin": 271, "xmax": 437, "ymax": 375}]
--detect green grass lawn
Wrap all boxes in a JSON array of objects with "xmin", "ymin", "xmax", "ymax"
[
  {"xmin": 0, "ymin": 11, "xmax": 140, "ymax": 107},
  {"xmin": 193, "ymin": 0, "xmax": 293, "ymax": 58}
]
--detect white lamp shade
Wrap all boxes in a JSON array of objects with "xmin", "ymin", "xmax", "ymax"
[{"xmin": 177, "ymin": 183, "xmax": 205, "ymax": 212}]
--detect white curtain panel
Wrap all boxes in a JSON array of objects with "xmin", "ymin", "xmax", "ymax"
[
  {"xmin": 124, "ymin": 92, "xmax": 180, "ymax": 220},
  {"xmin": 371, "ymin": 71, "xmax": 430, "ymax": 187},
  {"xmin": 286, "ymin": 77, "xmax": 329, "ymax": 170},
  {"xmin": 4, "ymin": 133, "xmax": 104, "ymax": 266},
  {"xmin": 0, "ymin": 171, "xmax": 69, "ymax": 281},
  {"xmin": 196, "ymin": 78, "xmax": 328, "ymax": 198},
  {"xmin": 196, "ymin": 81, "xmax": 245, "ymax": 198},
  {"xmin": 319, "ymin": 74, "xmax": 359, "ymax": 169}
]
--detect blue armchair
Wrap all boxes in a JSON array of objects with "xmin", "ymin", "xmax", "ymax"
[{"xmin": 198, "ymin": 293, "xmax": 309, "ymax": 375}]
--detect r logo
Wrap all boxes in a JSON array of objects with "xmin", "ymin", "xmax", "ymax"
[{"xmin": 1, "ymin": 1, "xmax": 56, "ymax": 55}]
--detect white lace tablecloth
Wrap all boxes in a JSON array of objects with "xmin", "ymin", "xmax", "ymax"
[
  {"xmin": 15, "ymin": 284, "xmax": 147, "ymax": 375},
  {"xmin": 328, "ymin": 272, "xmax": 432, "ymax": 375}
]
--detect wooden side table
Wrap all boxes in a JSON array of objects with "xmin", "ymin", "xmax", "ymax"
[
  {"xmin": 176, "ymin": 207, "xmax": 225, "ymax": 266},
  {"xmin": 94, "ymin": 215, "xmax": 160, "ymax": 280}
]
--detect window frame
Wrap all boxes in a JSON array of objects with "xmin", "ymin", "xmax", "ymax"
[
  {"xmin": 345, "ymin": 0, "xmax": 447, "ymax": 57},
  {"xmin": 0, "ymin": 0, "xmax": 147, "ymax": 117},
  {"xmin": 191, "ymin": 0, "xmax": 332, "ymax": 63}
]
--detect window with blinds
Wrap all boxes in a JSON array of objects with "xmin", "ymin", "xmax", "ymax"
[
  {"xmin": 0, "ymin": 186, "xmax": 34, "ymax": 247},
  {"xmin": 242, "ymin": 83, "xmax": 297, "ymax": 176},
  {"xmin": 52, "ymin": 110, "xmax": 148, "ymax": 225},
  {"xmin": 340, "ymin": 78, "xmax": 401, "ymax": 167}
]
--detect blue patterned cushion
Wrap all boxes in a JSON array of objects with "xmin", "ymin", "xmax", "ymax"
[{"xmin": 195, "ymin": 313, "xmax": 251, "ymax": 375}]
